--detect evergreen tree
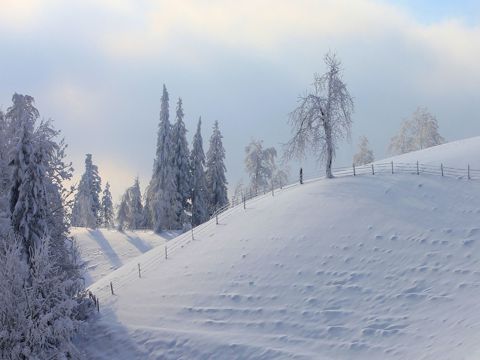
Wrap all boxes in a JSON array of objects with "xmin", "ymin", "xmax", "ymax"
[
  {"xmin": 71, "ymin": 154, "xmax": 102, "ymax": 228},
  {"xmin": 1, "ymin": 94, "xmax": 88, "ymax": 357},
  {"xmin": 9, "ymin": 113, "xmax": 48, "ymax": 263},
  {"xmin": 190, "ymin": 118, "xmax": 209, "ymax": 226},
  {"xmin": 117, "ymin": 178, "xmax": 144, "ymax": 230},
  {"xmin": 100, "ymin": 182, "xmax": 114, "ymax": 228},
  {"xmin": 145, "ymin": 85, "xmax": 176, "ymax": 232},
  {"xmin": 171, "ymin": 98, "xmax": 191, "ymax": 228},
  {"xmin": 205, "ymin": 120, "xmax": 229, "ymax": 214}
]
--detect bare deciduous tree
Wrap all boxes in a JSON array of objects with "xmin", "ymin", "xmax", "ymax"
[{"xmin": 285, "ymin": 53, "xmax": 354, "ymax": 178}]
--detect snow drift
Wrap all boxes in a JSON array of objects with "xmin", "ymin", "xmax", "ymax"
[{"xmin": 77, "ymin": 138, "xmax": 480, "ymax": 359}]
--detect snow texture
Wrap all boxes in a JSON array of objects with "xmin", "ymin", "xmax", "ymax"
[{"xmin": 77, "ymin": 137, "xmax": 480, "ymax": 359}]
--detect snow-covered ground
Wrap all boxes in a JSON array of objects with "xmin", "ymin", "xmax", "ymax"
[
  {"xmin": 72, "ymin": 228, "xmax": 179, "ymax": 286},
  {"xmin": 76, "ymin": 138, "xmax": 480, "ymax": 359}
]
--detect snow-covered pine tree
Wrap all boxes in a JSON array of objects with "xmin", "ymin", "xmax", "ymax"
[
  {"xmin": 71, "ymin": 154, "xmax": 102, "ymax": 228},
  {"xmin": 171, "ymin": 98, "xmax": 191, "ymax": 228},
  {"xmin": 190, "ymin": 118, "xmax": 209, "ymax": 226},
  {"xmin": 100, "ymin": 182, "xmax": 114, "ymax": 228},
  {"xmin": 117, "ymin": 178, "xmax": 144, "ymax": 230},
  {"xmin": 9, "ymin": 113, "xmax": 48, "ymax": 263},
  {"xmin": 205, "ymin": 120, "xmax": 229, "ymax": 215},
  {"xmin": 353, "ymin": 136, "xmax": 374, "ymax": 165},
  {"xmin": 145, "ymin": 85, "xmax": 177, "ymax": 232}
]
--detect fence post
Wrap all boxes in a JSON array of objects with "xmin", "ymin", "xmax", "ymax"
[
  {"xmin": 391, "ymin": 161, "xmax": 394, "ymax": 174},
  {"xmin": 216, "ymin": 212, "xmax": 219, "ymax": 225},
  {"xmin": 110, "ymin": 281, "xmax": 114, "ymax": 295},
  {"xmin": 243, "ymin": 194, "xmax": 246, "ymax": 209},
  {"xmin": 191, "ymin": 226, "xmax": 194, "ymax": 240},
  {"xmin": 97, "ymin": 298, "xmax": 100, "ymax": 312},
  {"xmin": 371, "ymin": 164, "xmax": 375, "ymax": 175},
  {"xmin": 468, "ymin": 164, "xmax": 471, "ymax": 180},
  {"xmin": 164, "ymin": 245, "xmax": 168, "ymax": 260},
  {"xmin": 300, "ymin": 168, "xmax": 303, "ymax": 184},
  {"xmin": 416, "ymin": 161, "xmax": 419, "ymax": 175},
  {"xmin": 441, "ymin": 163, "xmax": 444, "ymax": 177},
  {"xmin": 353, "ymin": 163, "xmax": 356, "ymax": 176},
  {"xmin": 271, "ymin": 181, "xmax": 274, "ymax": 197},
  {"xmin": 138, "ymin": 263, "xmax": 141, "ymax": 278}
]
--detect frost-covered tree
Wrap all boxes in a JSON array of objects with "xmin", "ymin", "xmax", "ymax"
[
  {"xmin": 285, "ymin": 53, "xmax": 354, "ymax": 178},
  {"xmin": 71, "ymin": 154, "xmax": 102, "ymax": 228},
  {"xmin": 0, "ymin": 234, "xmax": 81, "ymax": 359},
  {"xmin": 245, "ymin": 139, "xmax": 277, "ymax": 195},
  {"xmin": 1, "ymin": 94, "xmax": 89, "ymax": 358},
  {"xmin": 206, "ymin": 120, "xmax": 229, "ymax": 214},
  {"xmin": 353, "ymin": 136, "xmax": 374, "ymax": 165},
  {"xmin": 190, "ymin": 118, "xmax": 209, "ymax": 226},
  {"xmin": 9, "ymin": 113, "xmax": 48, "ymax": 263},
  {"xmin": 100, "ymin": 182, "xmax": 114, "ymax": 228},
  {"xmin": 388, "ymin": 107, "xmax": 445, "ymax": 155},
  {"xmin": 171, "ymin": 98, "xmax": 191, "ymax": 227},
  {"xmin": 117, "ymin": 178, "xmax": 144, "ymax": 231},
  {"xmin": 145, "ymin": 85, "xmax": 177, "ymax": 232},
  {"xmin": 273, "ymin": 167, "xmax": 290, "ymax": 189}
]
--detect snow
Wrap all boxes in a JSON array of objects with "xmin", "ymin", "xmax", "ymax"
[
  {"xmin": 77, "ymin": 137, "xmax": 480, "ymax": 359},
  {"xmin": 72, "ymin": 228, "xmax": 179, "ymax": 286}
]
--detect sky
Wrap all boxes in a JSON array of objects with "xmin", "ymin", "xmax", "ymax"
[{"xmin": 0, "ymin": 0, "xmax": 479, "ymax": 201}]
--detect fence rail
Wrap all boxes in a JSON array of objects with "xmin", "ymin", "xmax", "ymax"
[{"xmin": 88, "ymin": 160, "xmax": 478, "ymax": 303}]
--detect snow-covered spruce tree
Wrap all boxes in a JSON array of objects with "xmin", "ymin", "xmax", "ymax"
[
  {"xmin": 388, "ymin": 107, "xmax": 445, "ymax": 155},
  {"xmin": 3, "ymin": 94, "xmax": 87, "ymax": 358},
  {"xmin": 190, "ymin": 118, "xmax": 209, "ymax": 226},
  {"xmin": 145, "ymin": 85, "xmax": 177, "ymax": 232},
  {"xmin": 245, "ymin": 139, "xmax": 277, "ymax": 195},
  {"xmin": 285, "ymin": 53, "xmax": 354, "ymax": 178},
  {"xmin": 353, "ymin": 135, "xmax": 374, "ymax": 165},
  {"xmin": 117, "ymin": 178, "xmax": 144, "ymax": 230},
  {"xmin": 171, "ymin": 98, "xmax": 191, "ymax": 228},
  {"xmin": 71, "ymin": 153, "xmax": 102, "ymax": 228},
  {"xmin": 9, "ymin": 116, "xmax": 48, "ymax": 263},
  {"xmin": 100, "ymin": 182, "xmax": 114, "ymax": 228},
  {"xmin": 205, "ymin": 120, "xmax": 229, "ymax": 215}
]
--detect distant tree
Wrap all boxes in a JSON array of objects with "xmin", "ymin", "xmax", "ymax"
[
  {"xmin": 71, "ymin": 154, "xmax": 102, "ymax": 228},
  {"xmin": 171, "ymin": 98, "xmax": 191, "ymax": 228},
  {"xmin": 190, "ymin": 118, "xmax": 209, "ymax": 226},
  {"xmin": 117, "ymin": 178, "xmax": 144, "ymax": 231},
  {"xmin": 388, "ymin": 107, "xmax": 445, "ymax": 155},
  {"xmin": 353, "ymin": 136, "xmax": 374, "ymax": 165},
  {"xmin": 285, "ymin": 53, "xmax": 354, "ymax": 178},
  {"xmin": 273, "ymin": 166, "xmax": 290, "ymax": 189},
  {"xmin": 145, "ymin": 85, "xmax": 177, "ymax": 232},
  {"xmin": 100, "ymin": 182, "xmax": 114, "ymax": 228},
  {"xmin": 206, "ymin": 121, "xmax": 229, "ymax": 214},
  {"xmin": 245, "ymin": 139, "xmax": 277, "ymax": 195},
  {"xmin": 232, "ymin": 180, "xmax": 245, "ymax": 206}
]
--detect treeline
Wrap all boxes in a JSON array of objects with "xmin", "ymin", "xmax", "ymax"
[
  {"xmin": 71, "ymin": 85, "xmax": 229, "ymax": 232},
  {"xmin": 0, "ymin": 94, "xmax": 93, "ymax": 358}
]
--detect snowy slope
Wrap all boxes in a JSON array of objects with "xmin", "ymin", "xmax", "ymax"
[
  {"xmin": 381, "ymin": 136, "xmax": 480, "ymax": 168},
  {"xmin": 77, "ymin": 138, "xmax": 480, "ymax": 359},
  {"xmin": 72, "ymin": 228, "xmax": 179, "ymax": 286}
]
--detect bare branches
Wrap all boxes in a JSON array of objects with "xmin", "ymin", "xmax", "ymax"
[{"xmin": 284, "ymin": 53, "xmax": 354, "ymax": 177}]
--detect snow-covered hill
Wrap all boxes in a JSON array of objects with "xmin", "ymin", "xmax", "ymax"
[
  {"xmin": 77, "ymin": 138, "xmax": 480, "ymax": 359},
  {"xmin": 72, "ymin": 228, "xmax": 179, "ymax": 286}
]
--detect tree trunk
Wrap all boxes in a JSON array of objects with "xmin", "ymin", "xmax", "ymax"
[{"xmin": 325, "ymin": 122, "xmax": 333, "ymax": 178}]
